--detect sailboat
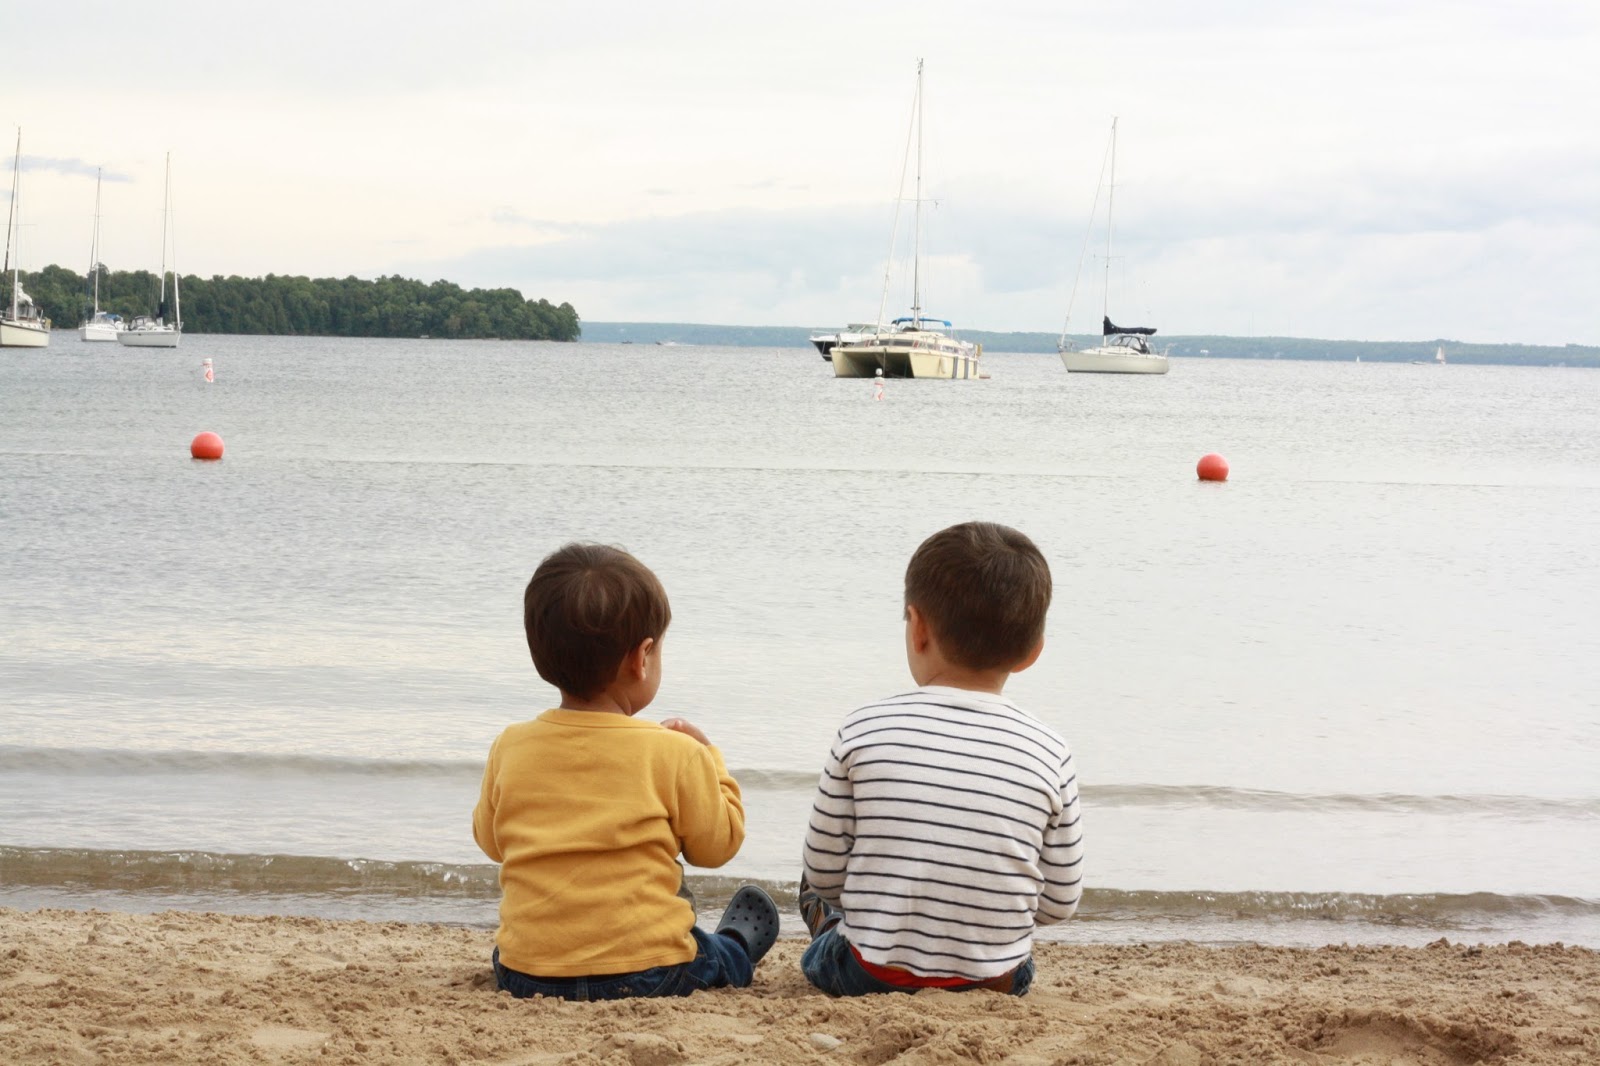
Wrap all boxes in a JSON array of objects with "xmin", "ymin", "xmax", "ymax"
[
  {"xmin": 830, "ymin": 60, "xmax": 981, "ymax": 380},
  {"xmin": 79, "ymin": 168, "xmax": 124, "ymax": 342},
  {"xmin": 1435, "ymin": 345, "xmax": 1447, "ymax": 365},
  {"xmin": 2, "ymin": 129, "xmax": 51, "ymax": 349},
  {"xmin": 117, "ymin": 152, "xmax": 181, "ymax": 348},
  {"xmin": 1058, "ymin": 118, "xmax": 1168, "ymax": 375}
]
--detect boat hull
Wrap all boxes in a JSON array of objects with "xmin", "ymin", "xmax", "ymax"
[
  {"xmin": 117, "ymin": 327, "xmax": 181, "ymax": 348},
  {"xmin": 80, "ymin": 323, "xmax": 122, "ymax": 342},
  {"xmin": 1, "ymin": 319, "xmax": 50, "ymax": 348},
  {"xmin": 832, "ymin": 333, "xmax": 981, "ymax": 379},
  {"xmin": 1060, "ymin": 347, "xmax": 1169, "ymax": 374}
]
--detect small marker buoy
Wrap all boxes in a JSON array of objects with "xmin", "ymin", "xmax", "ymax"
[
  {"xmin": 191, "ymin": 431, "xmax": 224, "ymax": 460},
  {"xmin": 1197, "ymin": 453, "xmax": 1228, "ymax": 481}
]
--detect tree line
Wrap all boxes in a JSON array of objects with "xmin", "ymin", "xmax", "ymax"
[{"xmin": 15, "ymin": 265, "xmax": 581, "ymax": 341}]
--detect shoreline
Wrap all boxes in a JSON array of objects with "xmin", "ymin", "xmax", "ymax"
[{"xmin": 3, "ymin": 907, "xmax": 1597, "ymax": 1065}]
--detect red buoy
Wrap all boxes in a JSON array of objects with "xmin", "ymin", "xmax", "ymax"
[
  {"xmin": 1196, "ymin": 453, "xmax": 1228, "ymax": 481},
  {"xmin": 191, "ymin": 431, "xmax": 225, "ymax": 460}
]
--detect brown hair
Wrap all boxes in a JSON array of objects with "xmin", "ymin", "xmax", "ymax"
[
  {"xmin": 524, "ymin": 543, "xmax": 672, "ymax": 700},
  {"xmin": 904, "ymin": 522, "xmax": 1052, "ymax": 671}
]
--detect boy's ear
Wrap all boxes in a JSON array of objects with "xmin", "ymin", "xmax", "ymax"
[
  {"xmin": 905, "ymin": 605, "xmax": 932, "ymax": 652},
  {"xmin": 1011, "ymin": 637, "xmax": 1045, "ymax": 675},
  {"xmin": 623, "ymin": 637, "xmax": 655, "ymax": 680}
]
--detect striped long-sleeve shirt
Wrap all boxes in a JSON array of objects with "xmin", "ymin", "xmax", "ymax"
[{"xmin": 800, "ymin": 685, "xmax": 1083, "ymax": 980}]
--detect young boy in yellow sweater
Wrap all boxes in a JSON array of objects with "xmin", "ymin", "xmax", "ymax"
[{"xmin": 474, "ymin": 542, "xmax": 778, "ymax": 1000}]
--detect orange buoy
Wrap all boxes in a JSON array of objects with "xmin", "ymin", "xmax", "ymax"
[
  {"xmin": 1196, "ymin": 453, "xmax": 1229, "ymax": 481},
  {"xmin": 191, "ymin": 431, "xmax": 225, "ymax": 460}
]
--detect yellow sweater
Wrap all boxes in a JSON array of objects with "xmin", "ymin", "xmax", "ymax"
[{"xmin": 472, "ymin": 709, "xmax": 745, "ymax": 977}]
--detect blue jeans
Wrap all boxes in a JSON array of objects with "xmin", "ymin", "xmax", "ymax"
[
  {"xmin": 493, "ymin": 927, "xmax": 752, "ymax": 1001},
  {"xmin": 801, "ymin": 927, "xmax": 1035, "ymax": 997}
]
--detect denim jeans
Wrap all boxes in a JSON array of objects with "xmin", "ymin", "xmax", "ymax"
[
  {"xmin": 800, "ymin": 926, "xmax": 1035, "ymax": 997},
  {"xmin": 493, "ymin": 927, "xmax": 752, "ymax": 1001}
]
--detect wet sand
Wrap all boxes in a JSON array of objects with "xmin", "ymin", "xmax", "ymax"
[{"xmin": 2, "ymin": 907, "xmax": 1597, "ymax": 1064}]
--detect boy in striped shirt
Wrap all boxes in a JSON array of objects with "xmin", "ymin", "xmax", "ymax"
[{"xmin": 800, "ymin": 522, "xmax": 1083, "ymax": 996}]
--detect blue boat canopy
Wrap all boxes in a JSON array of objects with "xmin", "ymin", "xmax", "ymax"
[{"xmin": 893, "ymin": 316, "xmax": 953, "ymax": 328}]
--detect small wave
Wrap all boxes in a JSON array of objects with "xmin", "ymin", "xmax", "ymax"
[
  {"xmin": 0, "ymin": 845, "xmax": 501, "ymax": 896},
  {"xmin": 1085, "ymin": 784, "xmax": 1600, "ymax": 818},
  {"xmin": 3, "ymin": 846, "xmax": 1595, "ymax": 931},
  {"xmin": 1076, "ymin": 888, "xmax": 1600, "ymax": 927},
  {"xmin": 0, "ymin": 745, "xmax": 480, "ymax": 780},
  {"xmin": 0, "ymin": 746, "xmax": 822, "ymax": 791},
  {"xmin": 3, "ymin": 747, "xmax": 1596, "ymax": 818}
]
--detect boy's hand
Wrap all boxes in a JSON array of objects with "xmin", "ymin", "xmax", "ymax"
[{"xmin": 661, "ymin": 718, "xmax": 710, "ymax": 745}]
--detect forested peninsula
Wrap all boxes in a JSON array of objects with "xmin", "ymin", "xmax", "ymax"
[{"xmin": 20, "ymin": 265, "xmax": 580, "ymax": 341}]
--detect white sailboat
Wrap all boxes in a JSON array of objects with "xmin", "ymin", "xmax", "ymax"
[
  {"xmin": 830, "ymin": 60, "xmax": 981, "ymax": 380},
  {"xmin": 1059, "ymin": 118, "xmax": 1168, "ymax": 375},
  {"xmin": 117, "ymin": 152, "xmax": 181, "ymax": 349},
  {"xmin": 79, "ymin": 168, "xmax": 124, "ymax": 342},
  {"xmin": 2, "ymin": 129, "xmax": 51, "ymax": 349},
  {"xmin": 1436, "ymin": 345, "xmax": 1447, "ymax": 365}
]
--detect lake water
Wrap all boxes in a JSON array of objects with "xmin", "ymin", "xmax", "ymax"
[{"xmin": 2, "ymin": 336, "xmax": 1597, "ymax": 946}]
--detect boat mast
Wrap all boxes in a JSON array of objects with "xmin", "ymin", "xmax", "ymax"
[
  {"xmin": 6, "ymin": 129, "xmax": 19, "ymax": 319},
  {"xmin": 911, "ymin": 58, "xmax": 923, "ymax": 329},
  {"xmin": 169, "ymin": 155, "xmax": 180, "ymax": 329},
  {"xmin": 874, "ymin": 61, "xmax": 919, "ymax": 334},
  {"xmin": 89, "ymin": 168, "xmax": 102, "ymax": 315},
  {"xmin": 1103, "ymin": 117, "xmax": 1118, "ymax": 325},
  {"xmin": 1058, "ymin": 121, "xmax": 1116, "ymax": 350},
  {"xmin": 157, "ymin": 153, "xmax": 169, "ymax": 320}
]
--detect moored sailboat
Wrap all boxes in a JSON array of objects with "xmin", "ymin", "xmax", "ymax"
[
  {"xmin": 118, "ymin": 153, "xmax": 181, "ymax": 349},
  {"xmin": 2, "ymin": 129, "xmax": 51, "ymax": 349},
  {"xmin": 830, "ymin": 60, "xmax": 981, "ymax": 381},
  {"xmin": 79, "ymin": 168, "xmax": 124, "ymax": 342},
  {"xmin": 1058, "ymin": 118, "xmax": 1167, "ymax": 375}
]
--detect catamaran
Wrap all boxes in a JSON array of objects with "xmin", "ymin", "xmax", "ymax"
[
  {"xmin": 2, "ymin": 129, "xmax": 51, "ymax": 349},
  {"xmin": 1059, "ymin": 118, "xmax": 1168, "ymax": 375},
  {"xmin": 830, "ymin": 60, "xmax": 981, "ymax": 380},
  {"xmin": 118, "ymin": 153, "xmax": 181, "ymax": 348}
]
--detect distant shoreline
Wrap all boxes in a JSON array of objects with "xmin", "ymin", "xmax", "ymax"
[
  {"xmin": 584, "ymin": 321, "xmax": 1600, "ymax": 367},
  {"xmin": 31, "ymin": 321, "xmax": 1599, "ymax": 366}
]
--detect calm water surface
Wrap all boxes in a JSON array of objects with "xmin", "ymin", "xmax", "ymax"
[{"xmin": 2, "ymin": 337, "xmax": 1597, "ymax": 945}]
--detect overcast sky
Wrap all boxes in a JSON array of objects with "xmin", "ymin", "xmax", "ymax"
[{"xmin": 6, "ymin": 1, "xmax": 1597, "ymax": 344}]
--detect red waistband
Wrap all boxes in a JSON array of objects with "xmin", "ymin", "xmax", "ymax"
[{"xmin": 849, "ymin": 945, "xmax": 976, "ymax": 989}]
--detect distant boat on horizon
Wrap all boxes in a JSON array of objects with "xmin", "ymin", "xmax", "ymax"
[
  {"xmin": 2, "ymin": 129, "xmax": 51, "ymax": 349},
  {"xmin": 808, "ymin": 323, "xmax": 876, "ymax": 362},
  {"xmin": 80, "ymin": 168, "xmax": 124, "ymax": 342},
  {"xmin": 830, "ymin": 59, "xmax": 982, "ymax": 380},
  {"xmin": 117, "ymin": 153, "xmax": 182, "ymax": 349},
  {"xmin": 1058, "ymin": 118, "xmax": 1169, "ymax": 375}
]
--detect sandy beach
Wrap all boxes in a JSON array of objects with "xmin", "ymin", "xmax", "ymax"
[{"xmin": 1, "ymin": 908, "xmax": 1596, "ymax": 1064}]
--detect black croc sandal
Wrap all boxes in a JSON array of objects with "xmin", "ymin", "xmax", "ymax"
[{"xmin": 716, "ymin": 884, "xmax": 779, "ymax": 965}]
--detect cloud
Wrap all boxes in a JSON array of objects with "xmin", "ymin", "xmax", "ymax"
[
  {"xmin": 3, "ymin": 156, "xmax": 132, "ymax": 182},
  {"xmin": 487, "ymin": 209, "xmax": 590, "ymax": 235},
  {"xmin": 402, "ymin": 152, "xmax": 1599, "ymax": 344},
  {"xmin": 424, "ymin": 204, "xmax": 891, "ymax": 285}
]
